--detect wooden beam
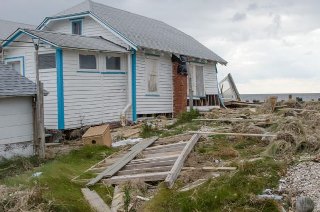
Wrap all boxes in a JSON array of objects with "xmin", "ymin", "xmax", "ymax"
[
  {"xmin": 117, "ymin": 166, "xmax": 172, "ymax": 176},
  {"xmin": 182, "ymin": 166, "xmax": 237, "ymax": 171},
  {"xmin": 189, "ymin": 131, "xmax": 276, "ymax": 137},
  {"xmin": 164, "ymin": 134, "xmax": 201, "ymax": 188},
  {"xmin": 81, "ymin": 188, "xmax": 111, "ymax": 212},
  {"xmin": 103, "ymin": 172, "xmax": 169, "ymax": 185},
  {"xmin": 86, "ymin": 137, "xmax": 158, "ymax": 186},
  {"xmin": 144, "ymin": 142, "xmax": 187, "ymax": 151},
  {"xmin": 111, "ymin": 186, "xmax": 123, "ymax": 212},
  {"xmin": 193, "ymin": 118, "xmax": 268, "ymax": 122},
  {"xmin": 123, "ymin": 159, "xmax": 177, "ymax": 171},
  {"xmin": 130, "ymin": 155, "xmax": 178, "ymax": 164}
]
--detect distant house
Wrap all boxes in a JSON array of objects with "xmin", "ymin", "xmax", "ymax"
[
  {"xmin": 0, "ymin": 62, "xmax": 37, "ymax": 159},
  {"xmin": 1, "ymin": 0, "xmax": 227, "ymax": 130}
]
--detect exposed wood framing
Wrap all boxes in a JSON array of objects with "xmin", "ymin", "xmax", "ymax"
[
  {"xmin": 86, "ymin": 137, "xmax": 158, "ymax": 186},
  {"xmin": 165, "ymin": 134, "xmax": 201, "ymax": 188},
  {"xmin": 81, "ymin": 188, "xmax": 111, "ymax": 212}
]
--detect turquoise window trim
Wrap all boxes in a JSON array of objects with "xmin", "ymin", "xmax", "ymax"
[
  {"xmin": 131, "ymin": 50, "xmax": 137, "ymax": 122},
  {"xmin": 56, "ymin": 48, "xmax": 65, "ymax": 130},
  {"xmin": 4, "ymin": 56, "xmax": 25, "ymax": 76}
]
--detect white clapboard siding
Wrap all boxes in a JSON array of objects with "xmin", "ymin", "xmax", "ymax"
[
  {"xmin": 136, "ymin": 52, "xmax": 173, "ymax": 115},
  {"xmin": 63, "ymin": 50, "xmax": 128, "ymax": 129},
  {"xmin": 203, "ymin": 63, "xmax": 219, "ymax": 95},
  {"xmin": 5, "ymin": 39, "xmax": 58, "ymax": 129},
  {"xmin": 0, "ymin": 97, "xmax": 33, "ymax": 145},
  {"xmin": 47, "ymin": 16, "xmax": 128, "ymax": 47}
]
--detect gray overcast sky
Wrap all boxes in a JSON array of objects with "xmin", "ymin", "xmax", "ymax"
[{"xmin": 1, "ymin": 0, "xmax": 320, "ymax": 94}]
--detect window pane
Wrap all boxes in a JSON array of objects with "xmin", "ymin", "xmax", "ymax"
[
  {"xmin": 79, "ymin": 54, "xmax": 96, "ymax": 69},
  {"xmin": 72, "ymin": 21, "xmax": 82, "ymax": 35},
  {"xmin": 146, "ymin": 59, "xmax": 158, "ymax": 93},
  {"xmin": 39, "ymin": 53, "xmax": 56, "ymax": 69},
  {"xmin": 106, "ymin": 56, "xmax": 121, "ymax": 70}
]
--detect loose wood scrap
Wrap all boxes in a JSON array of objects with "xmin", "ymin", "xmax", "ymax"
[
  {"xmin": 87, "ymin": 137, "xmax": 158, "ymax": 186},
  {"xmin": 165, "ymin": 134, "xmax": 201, "ymax": 188},
  {"xmin": 193, "ymin": 118, "xmax": 269, "ymax": 123},
  {"xmin": 111, "ymin": 186, "xmax": 123, "ymax": 212},
  {"xmin": 182, "ymin": 166, "xmax": 237, "ymax": 171},
  {"xmin": 81, "ymin": 188, "xmax": 111, "ymax": 212},
  {"xmin": 189, "ymin": 131, "xmax": 276, "ymax": 137}
]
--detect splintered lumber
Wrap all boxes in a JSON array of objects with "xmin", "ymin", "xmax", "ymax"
[
  {"xmin": 103, "ymin": 172, "xmax": 170, "ymax": 185},
  {"xmin": 179, "ymin": 179, "xmax": 207, "ymax": 192},
  {"xmin": 189, "ymin": 131, "xmax": 276, "ymax": 137},
  {"xmin": 193, "ymin": 118, "xmax": 268, "ymax": 122},
  {"xmin": 81, "ymin": 188, "xmax": 111, "ymax": 212},
  {"xmin": 111, "ymin": 186, "xmax": 123, "ymax": 212},
  {"xmin": 87, "ymin": 137, "xmax": 158, "ymax": 186},
  {"xmin": 165, "ymin": 134, "xmax": 201, "ymax": 188},
  {"xmin": 117, "ymin": 166, "xmax": 172, "ymax": 176}
]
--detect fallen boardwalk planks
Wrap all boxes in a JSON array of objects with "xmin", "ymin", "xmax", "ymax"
[
  {"xmin": 193, "ymin": 118, "xmax": 268, "ymax": 122},
  {"xmin": 189, "ymin": 131, "xmax": 276, "ymax": 137},
  {"xmin": 81, "ymin": 188, "xmax": 111, "ymax": 212},
  {"xmin": 103, "ymin": 172, "xmax": 170, "ymax": 185},
  {"xmin": 87, "ymin": 137, "xmax": 158, "ymax": 186},
  {"xmin": 165, "ymin": 134, "xmax": 201, "ymax": 188}
]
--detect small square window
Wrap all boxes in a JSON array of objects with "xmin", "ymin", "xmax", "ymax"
[
  {"xmin": 79, "ymin": 54, "xmax": 96, "ymax": 69},
  {"xmin": 72, "ymin": 21, "xmax": 82, "ymax": 35},
  {"xmin": 39, "ymin": 53, "xmax": 56, "ymax": 69},
  {"xmin": 106, "ymin": 56, "xmax": 121, "ymax": 70}
]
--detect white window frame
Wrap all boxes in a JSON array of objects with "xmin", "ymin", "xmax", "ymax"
[
  {"xmin": 79, "ymin": 53, "xmax": 98, "ymax": 71},
  {"xmin": 71, "ymin": 19, "xmax": 83, "ymax": 35},
  {"xmin": 4, "ymin": 56, "xmax": 24, "ymax": 76},
  {"xmin": 105, "ymin": 53, "xmax": 123, "ymax": 71},
  {"xmin": 190, "ymin": 63, "xmax": 205, "ymax": 97},
  {"xmin": 145, "ymin": 57, "xmax": 160, "ymax": 95}
]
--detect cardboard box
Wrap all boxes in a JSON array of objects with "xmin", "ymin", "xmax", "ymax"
[{"xmin": 82, "ymin": 125, "xmax": 112, "ymax": 147}]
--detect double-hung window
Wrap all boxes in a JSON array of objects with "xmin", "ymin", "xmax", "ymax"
[
  {"xmin": 146, "ymin": 58, "xmax": 159, "ymax": 93},
  {"xmin": 106, "ymin": 56, "xmax": 121, "ymax": 70},
  {"xmin": 79, "ymin": 54, "xmax": 96, "ymax": 70}
]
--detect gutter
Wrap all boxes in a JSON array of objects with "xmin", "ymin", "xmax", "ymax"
[{"xmin": 120, "ymin": 51, "xmax": 133, "ymax": 126}]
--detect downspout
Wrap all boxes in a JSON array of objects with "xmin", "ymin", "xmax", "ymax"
[
  {"xmin": 120, "ymin": 51, "xmax": 132, "ymax": 126},
  {"xmin": 215, "ymin": 63, "xmax": 227, "ymax": 109}
]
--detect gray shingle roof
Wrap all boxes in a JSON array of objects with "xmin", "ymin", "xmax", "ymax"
[
  {"xmin": 53, "ymin": 0, "xmax": 227, "ymax": 64},
  {"xmin": 22, "ymin": 29, "xmax": 128, "ymax": 53},
  {"xmin": 0, "ymin": 62, "xmax": 37, "ymax": 97},
  {"xmin": 0, "ymin": 19, "xmax": 35, "ymax": 41}
]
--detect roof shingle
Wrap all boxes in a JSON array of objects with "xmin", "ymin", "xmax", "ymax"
[
  {"xmin": 0, "ymin": 62, "xmax": 37, "ymax": 97},
  {"xmin": 53, "ymin": 0, "xmax": 227, "ymax": 64}
]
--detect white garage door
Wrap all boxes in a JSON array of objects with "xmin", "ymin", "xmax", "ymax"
[{"xmin": 0, "ymin": 97, "xmax": 34, "ymax": 145}]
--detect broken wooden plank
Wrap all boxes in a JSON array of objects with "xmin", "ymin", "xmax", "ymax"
[
  {"xmin": 123, "ymin": 159, "xmax": 177, "ymax": 171},
  {"xmin": 117, "ymin": 165, "xmax": 172, "ymax": 176},
  {"xmin": 144, "ymin": 141, "xmax": 187, "ymax": 151},
  {"xmin": 165, "ymin": 134, "xmax": 201, "ymax": 188},
  {"xmin": 189, "ymin": 131, "xmax": 276, "ymax": 137},
  {"xmin": 81, "ymin": 188, "xmax": 111, "ymax": 212},
  {"xmin": 142, "ymin": 150, "xmax": 183, "ymax": 159},
  {"xmin": 130, "ymin": 155, "xmax": 178, "ymax": 164},
  {"xmin": 193, "ymin": 118, "xmax": 268, "ymax": 122},
  {"xmin": 111, "ymin": 186, "xmax": 123, "ymax": 212},
  {"xmin": 87, "ymin": 137, "xmax": 158, "ymax": 186},
  {"xmin": 182, "ymin": 166, "xmax": 237, "ymax": 171},
  {"xmin": 103, "ymin": 172, "xmax": 169, "ymax": 185},
  {"xmin": 179, "ymin": 179, "xmax": 207, "ymax": 192}
]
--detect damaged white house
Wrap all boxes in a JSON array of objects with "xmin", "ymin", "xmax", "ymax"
[{"xmin": 1, "ymin": 0, "xmax": 227, "ymax": 130}]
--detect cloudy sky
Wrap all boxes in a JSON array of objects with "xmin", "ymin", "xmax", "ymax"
[{"xmin": 1, "ymin": 0, "xmax": 320, "ymax": 94}]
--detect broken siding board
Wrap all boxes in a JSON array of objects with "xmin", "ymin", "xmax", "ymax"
[
  {"xmin": 142, "ymin": 151, "xmax": 183, "ymax": 159},
  {"xmin": 103, "ymin": 172, "xmax": 169, "ymax": 185},
  {"xmin": 129, "ymin": 155, "xmax": 179, "ymax": 164},
  {"xmin": 165, "ymin": 134, "xmax": 201, "ymax": 188},
  {"xmin": 81, "ymin": 188, "xmax": 111, "ymax": 212},
  {"xmin": 123, "ymin": 159, "xmax": 177, "ymax": 171},
  {"xmin": 86, "ymin": 137, "xmax": 158, "ymax": 186},
  {"xmin": 145, "ymin": 141, "xmax": 187, "ymax": 151}
]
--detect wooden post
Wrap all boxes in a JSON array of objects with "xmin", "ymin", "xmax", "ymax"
[
  {"xmin": 187, "ymin": 62, "xmax": 193, "ymax": 110},
  {"xmin": 34, "ymin": 43, "xmax": 45, "ymax": 159}
]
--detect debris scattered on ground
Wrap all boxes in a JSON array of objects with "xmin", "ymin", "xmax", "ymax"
[{"xmin": 112, "ymin": 138, "xmax": 143, "ymax": 147}]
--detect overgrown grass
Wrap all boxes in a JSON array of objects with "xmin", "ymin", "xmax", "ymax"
[
  {"xmin": 2, "ymin": 145, "xmax": 116, "ymax": 211},
  {"xmin": 144, "ymin": 159, "xmax": 286, "ymax": 212},
  {"xmin": 172, "ymin": 109, "xmax": 200, "ymax": 127},
  {"xmin": 0, "ymin": 156, "xmax": 44, "ymax": 179}
]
